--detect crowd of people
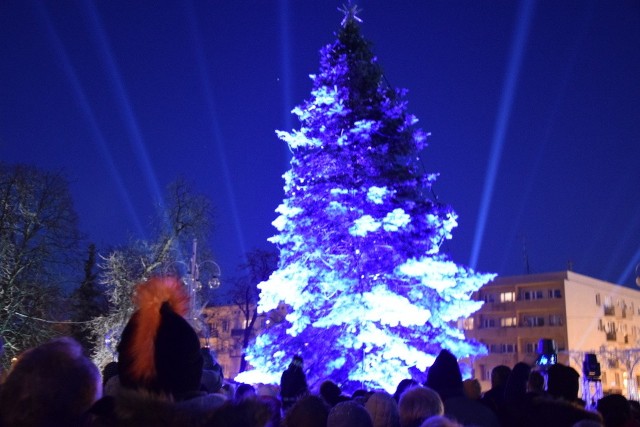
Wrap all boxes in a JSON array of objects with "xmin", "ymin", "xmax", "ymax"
[{"xmin": 1, "ymin": 277, "xmax": 639, "ymax": 427}]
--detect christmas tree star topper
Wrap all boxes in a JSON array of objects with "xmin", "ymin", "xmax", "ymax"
[{"xmin": 339, "ymin": 2, "xmax": 363, "ymax": 27}]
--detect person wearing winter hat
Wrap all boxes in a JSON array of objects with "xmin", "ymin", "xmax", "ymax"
[
  {"xmin": 117, "ymin": 276, "xmax": 204, "ymax": 399},
  {"xmin": 89, "ymin": 276, "xmax": 225, "ymax": 427},
  {"xmin": 280, "ymin": 354, "xmax": 308, "ymax": 411},
  {"xmin": 327, "ymin": 400, "xmax": 373, "ymax": 427},
  {"xmin": 365, "ymin": 391, "xmax": 400, "ymax": 427},
  {"xmin": 425, "ymin": 349, "xmax": 499, "ymax": 427}
]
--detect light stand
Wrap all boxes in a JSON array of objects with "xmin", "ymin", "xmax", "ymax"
[{"xmin": 582, "ymin": 353, "xmax": 603, "ymax": 409}]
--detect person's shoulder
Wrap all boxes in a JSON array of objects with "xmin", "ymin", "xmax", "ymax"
[{"xmin": 445, "ymin": 396, "xmax": 500, "ymax": 427}]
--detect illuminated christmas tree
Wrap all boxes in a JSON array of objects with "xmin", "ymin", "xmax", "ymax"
[{"xmin": 238, "ymin": 6, "xmax": 494, "ymax": 392}]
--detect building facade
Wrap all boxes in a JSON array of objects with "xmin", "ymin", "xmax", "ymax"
[
  {"xmin": 199, "ymin": 302, "xmax": 287, "ymax": 380},
  {"xmin": 463, "ymin": 271, "xmax": 640, "ymax": 399}
]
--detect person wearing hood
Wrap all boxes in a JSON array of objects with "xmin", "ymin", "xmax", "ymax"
[
  {"xmin": 280, "ymin": 355, "xmax": 308, "ymax": 411},
  {"xmin": 425, "ymin": 349, "xmax": 499, "ymax": 427}
]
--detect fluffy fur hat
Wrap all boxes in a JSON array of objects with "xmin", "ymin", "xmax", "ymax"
[{"xmin": 117, "ymin": 276, "xmax": 203, "ymax": 398}]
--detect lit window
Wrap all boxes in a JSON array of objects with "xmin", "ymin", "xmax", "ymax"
[
  {"xmin": 500, "ymin": 291, "xmax": 515, "ymax": 302},
  {"xmin": 460, "ymin": 317, "xmax": 474, "ymax": 330},
  {"xmin": 500, "ymin": 317, "xmax": 517, "ymax": 327}
]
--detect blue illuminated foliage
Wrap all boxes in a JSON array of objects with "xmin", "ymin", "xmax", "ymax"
[{"xmin": 236, "ymin": 10, "xmax": 494, "ymax": 392}]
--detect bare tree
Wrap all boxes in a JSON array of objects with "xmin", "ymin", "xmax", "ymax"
[
  {"xmin": 90, "ymin": 178, "xmax": 215, "ymax": 367},
  {"xmin": 227, "ymin": 248, "xmax": 278, "ymax": 373},
  {"xmin": 70, "ymin": 243, "xmax": 108, "ymax": 355},
  {"xmin": 0, "ymin": 163, "xmax": 82, "ymax": 366}
]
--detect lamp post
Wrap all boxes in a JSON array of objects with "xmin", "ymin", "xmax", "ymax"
[{"xmin": 165, "ymin": 238, "xmax": 221, "ymax": 329}]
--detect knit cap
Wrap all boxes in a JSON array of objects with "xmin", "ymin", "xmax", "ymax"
[{"xmin": 117, "ymin": 277, "xmax": 203, "ymax": 398}]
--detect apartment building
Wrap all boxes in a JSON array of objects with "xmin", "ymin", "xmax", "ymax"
[{"xmin": 463, "ymin": 271, "xmax": 640, "ymax": 399}]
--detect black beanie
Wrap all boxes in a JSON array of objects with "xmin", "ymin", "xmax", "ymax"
[{"xmin": 118, "ymin": 277, "xmax": 203, "ymax": 398}]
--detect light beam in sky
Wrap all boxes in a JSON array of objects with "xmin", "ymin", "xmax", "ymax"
[
  {"xmin": 615, "ymin": 214, "xmax": 640, "ymax": 286},
  {"xmin": 496, "ymin": 0, "xmax": 595, "ymax": 275},
  {"xmin": 278, "ymin": 0, "xmax": 294, "ymax": 143},
  {"xmin": 469, "ymin": 0, "xmax": 534, "ymax": 269},
  {"xmin": 37, "ymin": 2, "xmax": 144, "ymax": 236},
  {"xmin": 185, "ymin": 0, "xmax": 248, "ymax": 264},
  {"xmin": 79, "ymin": 1, "xmax": 165, "ymax": 218}
]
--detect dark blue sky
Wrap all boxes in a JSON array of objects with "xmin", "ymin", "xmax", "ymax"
[{"xmin": 1, "ymin": 1, "xmax": 639, "ymax": 286}]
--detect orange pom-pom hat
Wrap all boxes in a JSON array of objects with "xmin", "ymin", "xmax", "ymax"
[{"xmin": 117, "ymin": 276, "xmax": 203, "ymax": 397}]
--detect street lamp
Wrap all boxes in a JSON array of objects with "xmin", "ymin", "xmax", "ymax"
[
  {"xmin": 185, "ymin": 238, "xmax": 221, "ymax": 324},
  {"xmin": 165, "ymin": 238, "xmax": 221, "ymax": 329}
]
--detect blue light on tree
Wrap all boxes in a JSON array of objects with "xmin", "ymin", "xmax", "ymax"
[{"xmin": 236, "ymin": 6, "xmax": 494, "ymax": 392}]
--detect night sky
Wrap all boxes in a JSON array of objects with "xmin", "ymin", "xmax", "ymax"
[{"xmin": 1, "ymin": 1, "xmax": 639, "ymax": 287}]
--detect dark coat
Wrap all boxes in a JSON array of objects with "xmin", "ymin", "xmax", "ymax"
[
  {"xmin": 87, "ymin": 387, "xmax": 226, "ymax": 427},
  {"xmin": 280, "ymin": 365, "xmax": 308, "ymax": 409}
]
